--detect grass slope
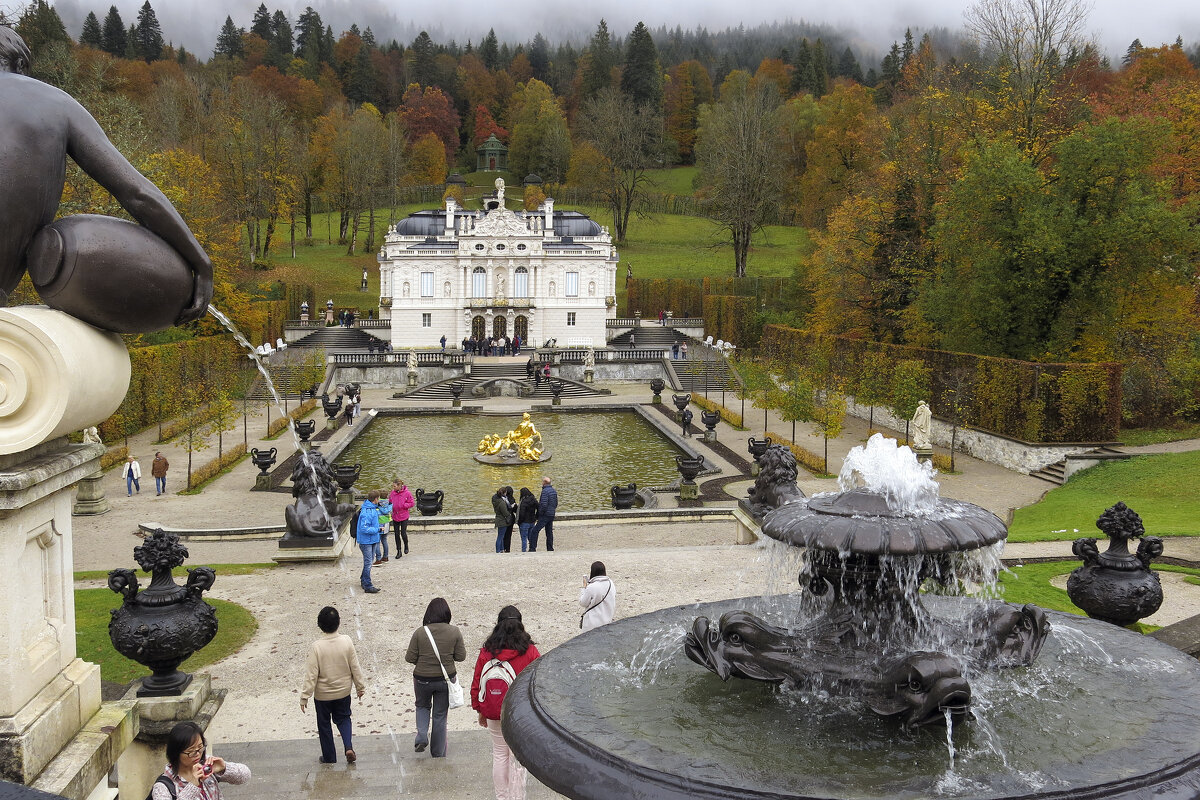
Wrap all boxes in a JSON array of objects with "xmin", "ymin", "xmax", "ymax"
[
  {"xmin": 1008, "ymin": 451, "xmax": 1200, "ymax": 542},
  {"xmin": 76, "ymin": 588, "xmax": 258, "ymax": 684}
]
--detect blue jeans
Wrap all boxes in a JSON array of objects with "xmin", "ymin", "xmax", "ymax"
[
  {"xmin": 314, "ymin": 695, "xmax": 353, "ymax": 762},
  {"xmin": 495, "ymin": 527, "xmax": 506, "ymax": 553},
  {"xmin": 529, "ymin": 517, "xmax": 554, "ymax": 551},
  {"xmin": 414, "ymin": 676, "xmax": 450, "ymax": 757},
  {"xmin": 518, "ymin": 522, "xmax": 534, "ymax": 552},
  {"xmin": 359, "ymin": 542, "xmax": 376, "ymax": 588},
  {"xmin": 126, "ymin": 473, "xmax": 139, "ymax": 495},
  {"xmin": 154, "ymin": 476, "xmax": 166, "ymax": 494},
  {"xmin": 379, "ymin": 537, "xmax": 388, "ymax": 559}
]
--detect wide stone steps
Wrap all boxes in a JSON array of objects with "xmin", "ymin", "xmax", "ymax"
[
  {"xmin": 675, "ymin": 359, "xmax": 738, "ymax": 392},
  {"xmin": 608, "ymin": 327, "xmax": 682, "ymax": 348},
  {"xmin": 401, "ymin": 362, "xmax": 602, "ymax": 401},
  {"xmin": 1029, "ymin": 446, "xmax": 1129, "ymax": 486},
  {"xmin": 290, "ymin": 327, "xmax": 388, "ymax": 351}
]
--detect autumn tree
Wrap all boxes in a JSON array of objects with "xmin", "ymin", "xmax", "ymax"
[
  {"xmin": 399, "ymin": 83, "xmax": 461, "ymax": 163},
  {"xmin": 694, "ymin": 71, "xmax": 785, "ymax": 277},
  {"xmin": 797, "ymin": 81, "xmax": 887, "ymax": 227},
  {"xmin": 506, "ymin": 78, "xmax": 571, "ymax": 181},
  {"xmin": 472, "ymin": 104, "xmax": 508, "ymax": 147},
  {"xmin": 405, "ymin": 131, "xmax": 447, "ymax": 185},
  {"xmin": 575, "ymin": 88, "xmax": 666, "ymax": 243},
  {"xmin": 664, "ymin": 60, "xmax": 713, "ymax": 163}
]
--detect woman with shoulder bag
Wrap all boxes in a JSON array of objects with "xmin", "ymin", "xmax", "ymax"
[
  {"xmin": 470, "ymin": 605, "xmax": 540, "ymax": 800},
  {"xmin": 579, "ymin": 561, "xmax": 616, "ymax": 632},
  {"xmin": 516, "ymin": 487, "xmax": 538, "ymax": 553},
  {"xmin": 492, "ymin": 487, "xmax": 515, "ymax": 554},
  {"xmin": 404, "ymin": 597, "xmax": 466, "ymax": 757}
]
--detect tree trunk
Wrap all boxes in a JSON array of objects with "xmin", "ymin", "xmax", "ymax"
[
  {"xmin": 304, "ymin": 190, "xmax": 313, "ymax": 239},
  {"xmin": 347, "ymin": 211, "xmax": 360, "ymax": 256},
  {"xmin": 187, "ymin": 431, "xmax": 193, "ymax": 490},
  {"xmin": 290, "ymin": 213, "xmax": 296, "ymax": 259},
  {"xmin": 365, "ymin": 206, "xmax": 376, "ymax": 254},
  {"xmin": 869, "ymin": 406, "xmax": 875, "ymax": 431},
  {"xmin": 823, "ymin": 433, "xmax": 829, "ymax": 475},
  {"xmin": 263, "ymin": 216, "xmax": 276, "ymax": 257}
]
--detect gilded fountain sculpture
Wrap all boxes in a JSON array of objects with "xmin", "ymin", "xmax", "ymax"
[{"xmin": 475, "ymin": 412, "xmax": 551, "ymax": 464}]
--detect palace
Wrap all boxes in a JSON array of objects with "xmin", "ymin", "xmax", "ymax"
[{"xmin": 377, "ymin": 182, "xmax": 618, "ymax": 349}]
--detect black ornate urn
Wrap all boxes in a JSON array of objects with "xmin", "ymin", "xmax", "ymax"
[
  {"xmin": 1068, "ymin": 502, "xmax": 1164, "ymax": 627},
  {"xmin": 416, "ymin": 488, "xmax": 444, "ymax": 516},
  {"xmin": 321, "ymin": 393, "xmax": 342, "ymax": 420},
  {"xmin": 450, "ymin": 383, "xmax": 464, "ymax": 400},
  {"xmin": 332, "ymin": 464, "xmax": 361, "ymax": 492},
  {"xmin": 611, "ymin": 483, "xmax": 638, "ymax": 510},
  {"xmin": 676, "ymin": 455, "xmax": 705, "ymax": 485},
  {"xmin": 701, "ymin": 410, "xmax": 721, "ymax": 432},
  {"xmin": 748, "ymin": 436, "xmax": 772, "ymax": 460},
  {"xmin": 250, "ymin": 447, "xmax": 277, "ymax": 475},
  {"xmin": 107, "ymin": 529, "xmax": 217, "ymax": 697},
  {"xmin": 672, "ymin": 394, "xmax": 691, "ymax": 414},
  {"xmin": 295, "ymin": 420, "xmax": 316, "ymax": 442},
  {"xmin": 650, "ymin": 378, "xmax": 665, "ymax": 403},
  {"xmin": 549, "ymin": 380, "xmax": 564, "ymax": 398}
]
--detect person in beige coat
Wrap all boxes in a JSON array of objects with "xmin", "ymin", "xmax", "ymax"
[{"xmin": 300, "ymin": 606, "xmax": 365, "ymax": 764}]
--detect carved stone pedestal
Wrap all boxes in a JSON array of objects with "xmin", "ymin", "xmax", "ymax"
[
  {"xmin": 71, "ymin": 471, "xmax": 109, "ymax": 516},
  {"xmin": 325, "ymin": 418, "xmax": 339, "ymax": 432},
  {"xmin": 584, "ymin": 369, "xmax": 594, "ymax": 384},
  {"xmin": 703, "ymin": 430, "xmax": 717, "ymax": 444},
  {"xmin": 407, "ymin": 372, "xmax": 418, "ymax": 387},
  {"xmin": 679, "ymin": 483, "xmax": 699, "ymax": 501},
  {"xmin": 254, "ymin": 473, "xmax": 271, "ymax": 490},
  {"xmin": 915, "ymin": 447, "xmax": 933, "ymax": 464},
  {"xmin": 552, "ymin": 397, "xmax": 562, "ymax": 406},
  {"xmin": 452, "ymin": 399, "xmax": 462, "ymax": 408}
]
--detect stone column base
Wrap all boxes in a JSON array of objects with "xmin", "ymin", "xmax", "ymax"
[
  {"xmin": 337, "ymin": 491, "xmax": 354, "ymax": 506},
  {"xmin": 915, "ymin": 447, "xmax": 933, "ymax": 463},
  {"xmin": 254, "ymin": 474, "xmax": 272, "ymax": 490},
  {"xmin": 679, "ymin": 483, "xmax": 698, "ymax": 500},
  {"xmin": 452, "ymin": 399, "xmax": 462, "ymax": 408},
  {"xmin": 552, "ymin": 397, "xmax": 562, "ymax": 406},
  {"xmin": 72, "ymin": 471, "xmax": 109, "ymax": 516},
  {"xmin": 652, "ymin": 395, "xmax": 662, "ymax": 404},
  {"xmin": 584, "ymin": 370, "xmax": 593, "ymax": 383},
  {"xmin": 407, "ymin": 373, "xmax": 418, "ymax": 387},
  {"xmin": 703, "ymin": 430, "xmax": 717, "ymax": 443},
  {"xmin": 0, "ymin": 659, "xmax": 102, "ymax": 785},
  {"xmin": 325, "ymin": 418, "xmax": 339, "ymax": 432}
]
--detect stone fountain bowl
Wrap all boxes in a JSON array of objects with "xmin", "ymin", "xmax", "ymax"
[
  {"xmin": 760, "ymin": 489, "xmax": 1007, "ymax": 556},
  {"xmin": 504, "ymin": 597, "xmax": 1200, "ymax": 800}
]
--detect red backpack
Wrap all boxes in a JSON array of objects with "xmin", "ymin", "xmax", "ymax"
[{"xmin": 476, "ymin": 657, "xmax": 518, "ymax": 719}]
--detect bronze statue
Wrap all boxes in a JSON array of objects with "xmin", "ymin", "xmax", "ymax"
[
  {"xmin": 0, "ymin": 27, "xmax": 212, "ymax": 330},
  {"xmin": 477, "ymin": 412, "xmax": 543, "ymax": 461}
]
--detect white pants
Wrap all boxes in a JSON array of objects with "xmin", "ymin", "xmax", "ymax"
[{"xmin": 487, "ymin": 718, "xmax": 527, "ymax": 800}]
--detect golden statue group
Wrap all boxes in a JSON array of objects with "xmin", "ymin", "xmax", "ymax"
[{"xmin": 478, "ymin": 412, "xmax": 544, "ymax": 461}]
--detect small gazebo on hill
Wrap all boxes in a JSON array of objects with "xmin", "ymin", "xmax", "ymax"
[{"xmin": 476, "ymin": 134, "xmax": 508, "ymax": 172}]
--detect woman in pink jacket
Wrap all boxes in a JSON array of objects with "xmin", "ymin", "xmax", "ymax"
[{"xmin": 388, "ymin": 480, "xmax": 416, "ymax": 556}]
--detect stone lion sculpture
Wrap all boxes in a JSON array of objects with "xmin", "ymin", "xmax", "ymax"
[
  {"xmin": 745, "ymin": 443, "xmax": 806, "ymax": 517},
  {"xmin": 284, "ymin": 450, "xmax": 357, "ymax": 539}
]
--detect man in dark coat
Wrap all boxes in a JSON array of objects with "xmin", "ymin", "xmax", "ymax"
[{"xmin": 529, "ymin": 477, "xmax": 558, "ymax": 552}]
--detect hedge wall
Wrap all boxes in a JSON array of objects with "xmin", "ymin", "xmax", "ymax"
[
  {"xmin": 701, "ymin": 295, "xmax": 758, "ymax": 345},
  {"xmin": 760, "ymin": 326, "xmax": 1123, "ymax": 443},
  {"xmin": 626, "ymin": 277, "xmax": 789, "ymax": 320}
]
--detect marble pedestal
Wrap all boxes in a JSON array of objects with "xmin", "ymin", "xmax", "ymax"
[
  {"xmin": 71, "ymin": 471, "xmax": 109, "ymax": 516},
  {"xmin": 679, "ymin": 483, "xmax": 698, "ymax": 501}
]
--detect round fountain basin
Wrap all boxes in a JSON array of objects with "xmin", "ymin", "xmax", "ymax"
[
  {"xmin": 762, "ymin": 490, "xmax": 1008, "ymax": 555},
  {"xmin": 505, "ymin": 597, "xmax": 1200, "ymax": 800}
]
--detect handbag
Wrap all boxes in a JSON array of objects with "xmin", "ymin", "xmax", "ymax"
[
  {"xmin": 580, "ymin": 580, "xmax": 613, "ymax": 629},
  {"xmin": 423, "ymin": 625, "xmax": 464, "ymax": 708}
]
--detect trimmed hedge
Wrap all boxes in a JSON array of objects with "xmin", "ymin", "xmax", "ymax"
[
  {"xmin": 702, "ymin": 295, "xmax": 758, "ymax": 347},
  {"xmin": 690, "ymin": 393, "xmax": 745, "ymax": 429},
  {"xmin": 765, "ymin": 430, "xmax": 834, "ymax": 477},
  {"xmin": 760, "ymin": 326, "xmax": 1122, "ymax": 444},
  {"xmin": 186, "ymin": 443, "xmax": 248, "ymax": 492},
  {"xmin": 100, "ymin": 446, "xmax": 128, "ymax": 471},
  {"xmin": 627, "ymin": 276, "xmax": 790, "ymax": 322},
  {"xmin": 266, "ymin": 399, "xmax": 319, "ymax": 438}
]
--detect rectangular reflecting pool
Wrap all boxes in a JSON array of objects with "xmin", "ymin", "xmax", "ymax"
[{"xmin": 337, "ymin": 411, "xmax": 684, "ymax": 514}]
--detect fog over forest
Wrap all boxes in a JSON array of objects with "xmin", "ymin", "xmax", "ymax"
[{"xmin": 41, "ymin": 0, "xmax": 1200, "ymax": 62}]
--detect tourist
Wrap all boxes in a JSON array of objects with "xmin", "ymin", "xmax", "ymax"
[
  {"xmin": 470, "ymin": 606, "xmax": 540, "ymax": 800},
  {"xmin": 468, "ymin": 336, "xmax": 476, "ymax": 354},
  {"xmin": 343, "ymin": 401, "xmax": 354, "ymax": 427},
  {"xmin": 525, "ymin": 357, "xmax": 535, "ymax": 381},
  {"xmin": 122, "ymin": 455, "xmax": 141, "ymax": 496},
  {"xmin": 405, "ymin": 598, "xmax": 466, "ymax": 757},
  {"xmin": 356, "ymin": 491, "xmax": 383, "ymax": 593},
  {"xmin": 462, "ymin": 336, "xmax": 469, "ymax": 353},
  {"xmin": 388, "ymin": 480, "xmax": 415, "ymax": 556},
  {"xmin": 150, "ymin": 721, "xmax": 250, "ymax": 800},
  {"xmin": 579, "ymin": 561, "xmax": 617, "ymax": 631},
  {"xmin": 440, "ymin": 334, "xmax": 447, "ymax": 351},
  {"xmin": 300, "ymin": 607, "xmax": 365, "ymax": 765},
  {"xmin": 681, "ymin": 341, "xmax": 688, "ymax": 359},
  {"xmin": 542, "ymin": 363, "xmax": 551, "ymax": 383},
  {"xmin": 375, "ymin": 493, "xmax": 393, "ymax": 564},
  {"xmin": 659, "ymin": 309, "xmax": 665, "ymax": 325},
  {"xmin": 150, "ymin": 451, "xmax": 169, "ymax": 495},
  {"xmin": 492, "ymin": 487, "xmax": 515, "ymax": 554},
  {"xmin": 630, "ymin": 332, "xmax": 636, "ymax": 349},
  {"xmin": 672, "ymin": 342, "xmax": 679, "ymax": 360},
  {"xmin": 513, "ymin": 333, "xmax": 521, "ymax": 352},
  {"xmin": 503, "ymin": 486, "xmax": 517, "ymax": 552},
  {"xmin": 517, "ymin": 487, "xmax": 538, "ymax": 552},
  {"xmin": 529, "ymin": 476, "xmax": 558, "ymax": 552}
]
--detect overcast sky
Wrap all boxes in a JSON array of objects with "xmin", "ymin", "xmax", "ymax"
[{"xmin": 39, "ymin": 0, "xmax": 1200, "ymax": 63}]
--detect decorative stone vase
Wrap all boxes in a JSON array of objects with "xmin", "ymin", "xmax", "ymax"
[
  {"xmin": 107, "ymin": 529, "xmax": 217, "ymax": 696},
  {"xmin": 611, "ymin": 483, "xmax": 638, "ymax": 510},
  {"xmin": 701, "ymin": 410, "xmax": 721, "ymax": 432},
  {"xmin": 321, "ymin": 394, "xmax": 342, "ymax": 420},
  {"xmin": 748, "ymin": 437, "xmax": 772, "ymax": 460},
  {"xmin": 1068, "ymin": 502, "xmax": 1164, "ymax": 627},
  {"xmin": 550, "ymin": 380, "xmax": 564, "ymax": 406},
  {"xmin": 416, "ymin": 489, "xmax": 444, "ymax": 516},
  {"xmin": 650, "ymin": 378, "xmax": 665, "ymax": 404},
  {"xmin": 332, "ymin": 464, "xmax": 361, "ymax": 492},
  {"xmin": 676, "ymin": 455, "xmax": 704, "ymax": 484},
  {"xmin": 672, "ymin": 394, "xmax": 691, "ymax": 414},
  {"xmin": 451, "ymin": 382, "xmax": 463, "ymax": 408},
  {"xmin": 295, "ymin": 420, "xmax": 316, "ymax": 442},
  {"xmin": 250, "ymin": 447, "xmax": 277, "ymax": 475}
]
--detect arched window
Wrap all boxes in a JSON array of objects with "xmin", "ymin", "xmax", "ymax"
[
  {"xmin": 514, "ymin": 266, "xmax": 529, "ymax": 298},
  {"xmin": 472, "ymin": 267, "xmax": 487, "ymax": 298}
]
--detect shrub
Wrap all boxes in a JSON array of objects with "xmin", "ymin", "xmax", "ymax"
[
  {"xmin": 100, "ymin": 446, "xmax": 128, "ymax": 471},
  {"xmin": 267, "ymin": 399, "xmax": 319, "ymax": 438},
  {"xmin": 765, "ymin": 430, "xmax": 833, "ymax": 477},
  {"xmin": 186, "ymin": 444, "xmax": 248, "ymax": 492},
  {"xmin": 690, "ymin": 393, "xmax": 744, "ymax": 429}
]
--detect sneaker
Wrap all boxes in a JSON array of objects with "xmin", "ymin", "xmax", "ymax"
[
  {"xmin": 381, "ymin": 557, "xmax": 389, "ymax": 562},
  {"xmin": 345, "ymin": 749, "xmax": 356, "ymax": 763},
  {"xmin": 414, "ymin": 742, "xmax": 427, "ymax": 752},
  {"xmin": 373, "ymin": 560, "xmax": 383, "ymax": 566},
  {"xmin": 364, "ymin": 586, "xmax": 381, "ymax": 593}
]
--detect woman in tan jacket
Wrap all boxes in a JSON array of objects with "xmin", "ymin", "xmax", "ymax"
[{"xmin": 300, "ymin": 606, "xmax": 365, "ymax": 764}]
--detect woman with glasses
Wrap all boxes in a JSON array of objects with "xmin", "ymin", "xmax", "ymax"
[{"xmin": 150, "ymin": 720, "xmax": 250, "ymax": 799}]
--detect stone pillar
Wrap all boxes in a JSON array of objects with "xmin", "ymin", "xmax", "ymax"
[
  {"xmin": 584, "ymin": 369, "xmax": 594, "ymax": 384},
  {"xmin": 679, "ymin": 482, "xmax": 699, "ymax": 501},
  {"xmin": 915, "ymin": 447, "xmax": 933, "ymax": 464},
  {"xmin": 71, "ymin": 470, "xmax": 109, "ymax": 516}
]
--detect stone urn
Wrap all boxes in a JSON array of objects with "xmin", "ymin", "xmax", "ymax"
[
  {"xmin": 332, "ymin": 463, "xmax": 361, "ymax": 492},
  {"xmin": 250, "ymin": 447, "xmax": 277, "ymax": 475},
  {"xmin": 748, "ymin": 437, "xmax": 772, "ymax": 460},
  {"xmin": 1067, "ymin": 502, "xmax": 1164, "ymax": 627},
  {"xmin": 321, "ymin": 393, "xmax": 342, "ymax": 420},
  {"xmin": 611, "ymin": 483, "xmax": 638, "ymax": 510},
  {"xmin": 295, "ymin": 420, "xmax": 316, "ymax": 442},
  {"xmin": 676, "ymin": 455, "xmax": 704, "ymax": 484},
  {"xmin": 416, "ymin": 488, "xmax": 444, "ymax": 516},
  {"xmin": 672, "ymin": 394, "xmax": 691, "ymax": 414},
  {"xmin": 701, "ymin": 410, "xmax": 721, "ymax": 432},
  {"xmin": 650, "ymin": 378, "xmax": 665, "ymax": 404},
  {"xmin": 107, "ymin": 529, "xmax": 217, "ymax": 696},
  {"xmin": 450, "ymin": 382, "xmax": 464, "ymax": 408},
  {"xmin": 550, "ymin": 380, "xmax": 564, "ymax": 406}
]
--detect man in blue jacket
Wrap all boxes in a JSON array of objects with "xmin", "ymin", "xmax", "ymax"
[
  {"xmin": 529, "ymin": 476, "xmax": 559, "ymax": 552},
  {"xmin": 356, "ymin": 491, "xmax": 383, "ymax": 593}
]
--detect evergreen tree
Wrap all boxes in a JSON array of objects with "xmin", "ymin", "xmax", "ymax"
[
  {"xmin": 811, "ymin": 39, "xmax": 829, "ymax": 96},
  {"xmin": 267, "ymin": 9, "xmax": 292, "ymax": 69},
  {"xmin": 134, "ymin": 1, "xmax": 163, "ymax": 62},
  {"xmin": 480, "ymin": 28, "xmax": 499, "ymax": 70},
  {"xmin": 789, "ymin": 39, "xmax": 815, "ymax": 96},
  {"xmin": 581, "ymin": 19, "xmax": 616, "ymax": 99},
  {"xmin": 837, "ymin": 46, "xmax": 863, "ymax": 83},
  {"xmin": 295, "ymin": 6, "xmax": 323, "ymax": 55},
  {"xmin": 410, "ymin": 31, "xmax": 436, "ymax": 86},
  {"xmin": 621, "ymin": 21, "xmax": 662, "ymax": 108},
  {"xmin": 529, "ymin": 32, "xmax": 549, "ymax": 79},
  {"xmin": 322, "ymin": 25, "xmax": 335, "ymax": 65},
  {"xmin": 215, "ymin": 15, "xmax": 244, "ymax": 59},
  {"xmin": 1123, "ymin": 38, "xmax": 1144, "ymax": 66},
  {"xmin": 901, "ymin": 28, "xmax": 914, "ymax": 68},
  {"xmin": 498, "ymin": 42, "xmax": 511, "ymax": 67},
  {"xmin": 80, "ymin": 12, "xmax": 103, "ymax": 48},
  {"xmin": 250, "ymin": 3, "xmax": 272, "ymax": 42},
  {"xmin": 101, "ymin": 5, "xmax": 126, "ymax": 57},
  {"xmin": 346, "ymin": 42, "xmax": 378, "ymax": 104},
  {"xmin": 16, "ymin": 0, "xmax": 69, "ymax": 55},
  {"xmin": 362, "ymin": 26, "xmax": 376, "ymax": 49},
  {"xmin": 125, "ymin": 23, "xmax": 137, "ymax": 59}
]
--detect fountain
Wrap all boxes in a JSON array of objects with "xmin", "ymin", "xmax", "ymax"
[
  {"xmin": 474, "ymin": 412, "xmax": 552, "ymax": 464},
  {"xmin": 504, "ymin": 435, "xmax": 1200, "ymax": 799}
]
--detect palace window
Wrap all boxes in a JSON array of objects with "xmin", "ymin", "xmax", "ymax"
[
  {"xmin": 420, "ymin": 271, "xmax": 434, "ymax": 297},
  {"xmin": 472, "ymin": 267, "xmax": 487, "ymax": 298},
  {"xmin": 567, "ymin": 312, "xmax": 576, "ymax": 326},
  {"xmin": 422, "ymin": 313, "xmax": 431, "ymax": 327},
  {"xmin": 514, "ymin": 267, "xmax": 529, "ymax": 298},
  {"xmin": 565, "ymin": 271, "xmax": 579, "ymax": 297}
]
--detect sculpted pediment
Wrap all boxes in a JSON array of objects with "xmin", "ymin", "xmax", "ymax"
[{"xmin": 471, "ymin": 209, "xmax": 531, "ymax": 237}]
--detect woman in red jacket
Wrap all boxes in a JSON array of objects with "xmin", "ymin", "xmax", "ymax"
[{"xmin": 470, "ymin": 605, "xmax": 540, "ymax": 800}]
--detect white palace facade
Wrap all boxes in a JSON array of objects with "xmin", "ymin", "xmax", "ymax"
[{"xmin": 378, "ymin": 186, "xmax": 618, "ymax": 349}]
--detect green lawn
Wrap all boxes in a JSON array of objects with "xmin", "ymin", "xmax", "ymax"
[
  {"xmin": 1119, "ymin": 423, "xmax": 1200, "ymax": 447},
  {"xmin": 1008, "ymin": 451, "xmax": 1200, "ymax": 542},
  {"xmin": 644, "ymin": 166, "xmax": 699, "ymax": 196},
  {"xmin": 76, "ymin": 588, "xmax": 258, "ymax": 684}
]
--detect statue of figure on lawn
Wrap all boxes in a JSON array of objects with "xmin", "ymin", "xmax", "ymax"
[{"xmin": 911, "ymin": 401, "xmax": 932, "ymax": 451}]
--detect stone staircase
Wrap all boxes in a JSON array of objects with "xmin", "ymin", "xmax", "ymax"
[
  {"xmin": 290, "ymin": 326, "xmax": 388, "ymax": 351},
  {"xmin": 608, "ymin": 325, "xmax": 681, "ymax": 350},
  {"xmin": 1029, "ymin": 445, "xmax": 1128, "ymax": 485},
  {"xmin": 400, "ymin": 358, "xmax": 604, "ymax": 401},
  {"xmin": 675, "ymin": 358, "xmax": 739, "ymax": 393}
]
